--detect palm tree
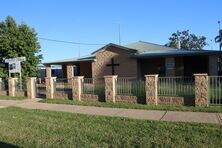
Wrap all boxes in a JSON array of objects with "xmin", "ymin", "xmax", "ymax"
[{"xmin": 215, "ymin": 29, "xmax": 222, "ymax": 51}]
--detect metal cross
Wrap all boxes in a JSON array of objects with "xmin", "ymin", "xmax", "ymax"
[{"xmin": 106, "ymin": 58, "xmax": 120, "ymax": 75}]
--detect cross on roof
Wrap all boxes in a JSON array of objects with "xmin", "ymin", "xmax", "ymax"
[{"xmin": 106, "ymin": 58, "xmax": 120, "ymax": 75}]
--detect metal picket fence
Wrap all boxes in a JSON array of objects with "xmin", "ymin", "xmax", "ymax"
[
  {"xmin": 82, "ymin": 78, "xmax": 105, "ymax": 96},
  {"xmin": 35, "ymin": 79, "xmax": 46, "ymax": 98},
  {"xmin": 15, "ymin": 79, "xmax": 26, "ymax": 91},
  {"xmin": 116, "ymin": 77, "xmax": 145, "ymax": 97},
  {"xmin": 54, "ymin": 78, "xmax": 72, "ymax": 93},
  {"xmin": 158, "ymin": 77, "xmax": 195, "ymax": 97},
  {"xmin": 0, "ymin": 79, "xmax": 8, "ymax": 91},
  {"xmin": 208, "ymin": 76, "xmax": 222, "ymax": 105}
]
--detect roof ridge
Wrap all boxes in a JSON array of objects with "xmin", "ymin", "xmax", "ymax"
[
  {"xmin": 91, "ymin": 43, "xmax": 137, "ymax": 55},
  {"xmin": 138, "ymin": 40, "xmax": 179, "ymax": 50}
]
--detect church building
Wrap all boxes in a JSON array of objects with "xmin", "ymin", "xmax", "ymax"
[{"xmin": 43, "ymin": 41, "xmax": 222, "ymax": 79}]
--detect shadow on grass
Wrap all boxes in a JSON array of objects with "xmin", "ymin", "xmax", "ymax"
[{"xmin": 0, "ymin": 142, "xmax": 19, "ymax": 148}]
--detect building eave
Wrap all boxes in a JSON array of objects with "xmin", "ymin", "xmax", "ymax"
[
  {"xmin": 43, "ymin": 56, "xmax": 96, "ymax": 65},
  {"xmin": 132, "ymin": 50, "xmax": 222, "ymax": 59}
]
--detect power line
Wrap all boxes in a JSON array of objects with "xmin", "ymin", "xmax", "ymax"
[{"xmin": 38, "ymin": 37, "xmax": 106, "ymax": 46}]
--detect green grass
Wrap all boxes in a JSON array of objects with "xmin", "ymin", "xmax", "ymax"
[
  {"xmin": 0, "ymin": 107, "xmax": 221, "ymax": 147},
  {"xmin": 40, "ymin": 99, "xmax": 222, "ymax": 113},
  {"xmin": 0, "ymin": 95, "xmax": 27, "ymax": 100}
]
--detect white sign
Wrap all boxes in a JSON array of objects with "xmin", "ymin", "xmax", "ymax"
[
  {"xmin": 4, "ymin": 57, "xmax": 26, "ymax": 74},
  {"xmin": 5, "ymin": 57, "xmax": 26, "ymax": 63},
  {"xmin": 9, "ymin": 62, "xmax": 21, "ymax": 73}
]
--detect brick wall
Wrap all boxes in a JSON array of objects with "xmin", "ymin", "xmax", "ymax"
[
  {"xmin": 115, "ymin": 95, "xmax": 137, "ymax": 103},
  {"xmin": 0, "ymin": 91, "xmax": 8, "ymax": 96},
  {"xmin": 54, "ymin": 92, "xmax": 72, "ymax": 99},
  {"xmin": 81, "ymin": 94, "xmax": 99, "ymax": 102},
  {"xmin": 15, "ymin": 91, "xmax": 27, "ymax": 97},
  {"xmin": 92, "ymin": 46, "xmax": 138, "ymax": 78},
  {"xmin": 80, "ymin": 62, "xmax": 92, "ymax": 78},
  {"xmin": 158, "ymin": 96, "xmax": 184, "ymax": 105}
]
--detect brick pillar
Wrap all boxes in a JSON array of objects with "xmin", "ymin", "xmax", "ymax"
[
  {"xmin": 45, "ymin": 77, "xmax": 56, "ymax": 99},
  {"xmin": 165, "ymin": 57, "xmax": 175, "ymax": 76},
  {"xmin": 194, "ymin": 74, "xmax": 208, "ymax": 106},
  {"xmin": 45, "ymin": 65, "xmax": 51, "ymax": 78},
  {"xmin": 67, "ymin": 64, "xmax": 73, "ymax": 78},
  {"xmin": 72, "ymin": 76, "xmax": 84, "ymax": 101},
  {"xmin": 67, "ymin": 64, "xmax": 74, "ymax": 83},
  {"xmin": 145, "ymin": 75, "xmax": 158, "ymax": 105},
  {"xmin": 8, "ymin": 78, "xmax": 17, "ymax": 96},
  {"xmin": 104, "ymin": 75, "xmax": 117, "ymax": 103},
  {"xmin": 26, "ymin": 77, "xmax": 36, "ymax": 99},
  {"xmin": 0, "ymin": 78, "xmax": 2, "ymax": 90}
]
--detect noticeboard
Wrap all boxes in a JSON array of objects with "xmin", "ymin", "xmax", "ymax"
[{"xmin": 4, "ymin": 57, "xmax": 26, "ymax": 74}]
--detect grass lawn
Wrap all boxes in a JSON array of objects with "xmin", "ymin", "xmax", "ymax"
[
  {"xmin": 40, "ymin": 99, "xmax": 222, "ymax": 113},
  {"xmin": 0, "ymin": 95, "xmax": 27, "ymax": 100},
  {"xmin": 0, "ymin": 107, "xmax": 221, "ymax": 147}
]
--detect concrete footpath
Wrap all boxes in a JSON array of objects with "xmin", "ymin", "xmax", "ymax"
[{"xmin": 0, "ymin": 99, "xmax": 221, "ymax": 124}]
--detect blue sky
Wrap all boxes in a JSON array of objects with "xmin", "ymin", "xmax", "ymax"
[{"xmin": 0, "ymin": 0, "xmax": 221, "ymax": 62}]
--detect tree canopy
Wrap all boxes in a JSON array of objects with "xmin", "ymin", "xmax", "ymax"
[
  {"xmin": 165, "ymin": 30, "xmax": 207, "ymax": 50},
  {"xmin": 0, "ymin": 16, "xmax": 42, "ymax": 79}
]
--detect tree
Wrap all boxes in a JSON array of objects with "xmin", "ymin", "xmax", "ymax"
[
  {"xmin": 165, "ymin": 30, "xmax": 207, "ymax": 50},
  {"xmin": 0, "ymin": 16, "xmax": 42, "ymax": 79}
]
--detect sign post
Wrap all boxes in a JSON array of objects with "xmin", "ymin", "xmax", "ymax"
[{"xmin": 5, "ymin": 57, "xmax": 26, "ymax": 89}]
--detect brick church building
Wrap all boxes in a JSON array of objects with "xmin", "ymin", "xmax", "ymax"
[{"xmin": 43, "ymin": 41, "xmax": 222, "ymax": 79}]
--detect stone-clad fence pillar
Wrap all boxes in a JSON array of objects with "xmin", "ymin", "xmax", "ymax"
[
  {"xmin": 45, "ymin": 77, "xmax": 56, "ymax": 99},
  {"xmin": 8, "ymin": 77, "xmax": 17, "ymax": 96},
  {"xmin": 0, "ymin": 78, "xmax": 2, "ymax": 90},
  {"xmin": 194, "ymin": 74, "xmax": 208, "ymax": 106},
  {"xmin": 145, "ymin": 75, "xmax": 158, "ymax": 105},
  {"xmin": 72, "ymin": 76, "xmax": 84, "ymax": 101},
  {"xmin": 26, "ymin": 77, "xmax": 36, "ymax": 99},
  {"xmin": 104, "ymin": 75, "xmax": 117, "ymax": 103}
]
